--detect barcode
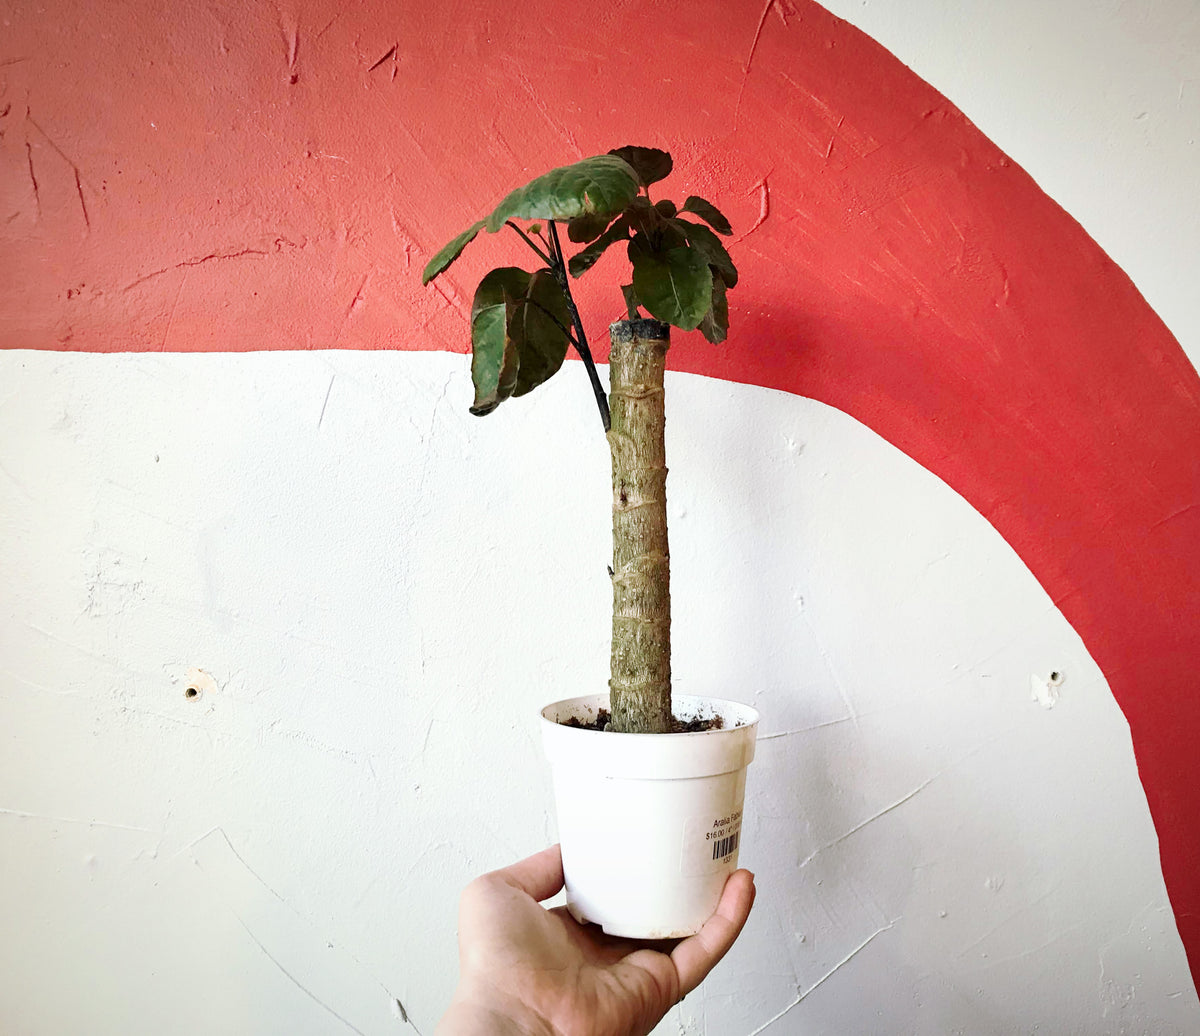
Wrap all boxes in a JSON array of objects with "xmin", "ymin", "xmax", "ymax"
[{"xmin": 711, "ymin": 830, "xmax": 739, "ymax": 861}]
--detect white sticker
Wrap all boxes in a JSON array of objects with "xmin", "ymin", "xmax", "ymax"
[{"xmin": 681, "ymin": 809, "xmax": 743, "ymax": 876}]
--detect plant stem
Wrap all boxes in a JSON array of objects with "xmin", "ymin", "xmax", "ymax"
[
  {"xmin": 607, "ymin": 319, "xmax": 672, "ymax": 734},
  {"xmin": 505, "ymin": 220, "xmax": 553, "ymax": 266},
  {"xmin": 520, "ymin": 298, "xmax": 583, "ymax": 353},
  {"xmin": 548, "ymin": 220, "xmax": 611, "ymax": 433}
]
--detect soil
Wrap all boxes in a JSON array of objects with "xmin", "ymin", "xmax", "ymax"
[{"xmin": 562, "ymin": 708, "xmax": 725, "ymax": 733}]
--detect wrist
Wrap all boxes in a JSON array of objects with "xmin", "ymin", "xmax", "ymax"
[
  {"xmin": 436, "ymin": 985, "xmax": 552, "ymax": 1036},
  {"xmin": 435, "ymin": 1000, "xmax": 524, "ymax": 1035}
]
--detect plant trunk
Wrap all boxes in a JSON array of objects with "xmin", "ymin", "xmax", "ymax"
[{"xmin": 607, "ymin": 319, "xmax": 672, "ymax": 734}]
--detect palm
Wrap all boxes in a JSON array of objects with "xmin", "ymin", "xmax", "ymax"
[{"xmin": 453, "ymin": 846, "xmax": 755, "ymax": 1036}]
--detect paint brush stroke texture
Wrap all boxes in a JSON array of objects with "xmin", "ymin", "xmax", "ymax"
[{"xmin": 1, "ymin": 0, "xmax": 1197, "ymax": 984}]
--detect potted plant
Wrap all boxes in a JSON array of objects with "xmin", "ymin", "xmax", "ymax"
[{"xmin": 422, "ymin": 146, "xmax": 759, "ymax": 938}]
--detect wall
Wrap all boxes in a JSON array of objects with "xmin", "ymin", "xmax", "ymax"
[{"xmin": 2, "ymin": 1, "xmax": 1198, "ymax": 1033}]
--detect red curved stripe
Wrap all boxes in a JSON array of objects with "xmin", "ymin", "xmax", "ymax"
[{"xmin": 665, "ymin": 5, "xmax": 1200, "ymax": 980}]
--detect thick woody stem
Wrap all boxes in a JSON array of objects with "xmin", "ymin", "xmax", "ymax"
[{"xmin": 607, "ymin": 319, "xmax": 672, "ymax": 734}]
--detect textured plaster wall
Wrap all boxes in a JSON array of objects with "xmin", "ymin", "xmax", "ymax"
[{"xmin": 2, "ymin": 0, "xmax": 1199, "ymax": 1033}]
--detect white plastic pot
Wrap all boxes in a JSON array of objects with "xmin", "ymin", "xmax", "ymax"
[{"xmin": 540, "ymin": 693, "xmax": 759, "ymax": 939}]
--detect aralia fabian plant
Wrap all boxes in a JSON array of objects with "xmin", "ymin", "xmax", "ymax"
[{"xmin": 422, "ymin": 146, "xmax": 738, "ymax": 734}]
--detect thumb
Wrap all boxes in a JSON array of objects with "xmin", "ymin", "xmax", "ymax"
[
  {"xmin": 671, "ymin": 869, "xmax": 757, "ymax": 995},
  {"xmin": 485, "ymin": 844, "xmax": 565, "ymax": 902}
]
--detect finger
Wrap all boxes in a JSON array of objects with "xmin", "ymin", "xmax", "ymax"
[
  {"xmin": 670, "ymin": 869, "xmax": 756, "ymax": 995},
  {"xmin": 487, "ymin": 843, "xmax": 565, "ymax": 903},
  {"xmin": 550, "ymin": 905, "xmax": 660, "ymax": 967}
]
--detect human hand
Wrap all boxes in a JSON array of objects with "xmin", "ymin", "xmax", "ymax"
[{"xmin": 436, "ymin": 844, "xmax": 756, "ymax": 1036}]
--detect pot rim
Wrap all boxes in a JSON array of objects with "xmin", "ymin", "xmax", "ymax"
[
  {"xmin": 540, "ymin": 693, "xmax": 759, "ymax": 779},
  {"xmin": 540, "ymin": 692, "xmax": 758, "ymax": 736}
]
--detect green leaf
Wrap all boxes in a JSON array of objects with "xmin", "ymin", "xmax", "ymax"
[
  {"xmin": 469, "ymin": 268, "xmax": 530, "ymax": 415},
  {"xmin": 608, "ymin": 146, "xmax": 673, "ymax": 188},
  {"xmin": 622, "ymin": 196, "xmax": 688, "ymax": 253},
  {"xmin": 422, "ymin": 220, "xmax": 485, "ymax": 285},
  {"xmin": 629, "ymin": 239, "xmax": 712, "ymax": 332},
  {"xmin": 484, "ymin": 155, "xmax": 639, "ymax": 232},
  {"xmin": 567, "ymin": 211, "xmax": 614, "ymax": 243},
  {"xmin": 568, "ymin": 217, "xmax": 630, "ymax": 278},
  {"xmin": 699, "ymin": 274, "xmax": 729, "ymax": 345},
  {"xmin": 622, "ymin": 195, "xmax": 658, "ymax": 236},
  {"xmin": 621, "ymin": 283, "xmax": 641, "ymax": 321},
  {"xmin": 512, "ymin": 271, "xmax": 571, "ymax": 397},
  {"xmin": 673, "ymin": 218, "xmax": 739, "ymax": 288},
  {"xmin": 680, "ymin": 196, "xmax": 733, "ymax": 235},
  {"xmin": 654, "ymin": 199, "xmax": 677, "ymax": 218}
]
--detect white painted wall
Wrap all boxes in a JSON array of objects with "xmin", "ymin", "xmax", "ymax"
[
  {"xmin": 821, "ymin": 0, "xmax": 1200, "ymax": 369},
  {"xmin": 3, "ymin": 2, "xmax": 1199, "ymax": 1033}
]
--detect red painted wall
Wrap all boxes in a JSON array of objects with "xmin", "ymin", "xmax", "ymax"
[{"xmin": 3, "ymin": 0, "xmax": 1198, "ymax": 980}]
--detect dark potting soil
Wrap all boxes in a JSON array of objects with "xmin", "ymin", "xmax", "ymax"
[{"xmin": 562, "ymin": 708, "xmax": 725, "ymax": 733}]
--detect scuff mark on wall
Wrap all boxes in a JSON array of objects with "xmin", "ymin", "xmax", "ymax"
[
  {"xmin": 0, "ymin": 807, "xmax": 152, "ymax": 833},
  {"xmin": 190, "ymin": 828, "xmax": 409, "ymax": 1034},
  {"xmin": 159, "ymin": 271, "xmax": 188, "ymax": 352},
  {"xmin": 318, "ymin": 373, "xmax": 336, "ymax": 429},
  {"xmin": 346, "ymin": 273, "xmax": 371, "ymax": 316},
  {"xmin": 368, "ymin": 44, "xmax": 397, "ymax": 78},
  {"xmin": 799, "ymin": 777, "xmax": 936, "ymax": 869},
  {"xmin": 0, "ymin": 455, "xmax": 33, "ymax": 501},
  {"xmin": 736, "ymin": 0, "xmax": 794, "ymax": 130},
  {"xmin": 73, "ymin": 168, "xmax": 89, "ymax": 230},
  {"xmin": 738, "ymin": 176, "xmax": 771, "ymax": 240},
  {"xmin": 757, "ymin": 714, "xmax": 856, "ymax": 740},
  {"xmin": 27, "ymin": 113, "xmax": 91, "ymax": 229},
  {"xmin": 426, "ymin": 278, "xmax": 466, "ymax": 317},
  {"xmin": 83, "ymin": 545, "xmax": 145, "ymax": 619},
  {"xmin": 313, "ymin": 11, "xmax": 343, "ymax": 42},
  {"xmin": 123, "ymin": 238, "xmax": 304, "ymax": 292},
  {"xmin": 955, "ymin": 881, "xmax": 1064, "ymax": 962},
  {"xmin": 231, "ymin": 913, "xmax": 368, "ymax": 1036},
  {"xmin": 748, "ymin": 919, "xmax": 899, "ymax": 1033},
  {"xmin": 24, "ymin": 139, "xmax": 40, "ymax": 216},
  {"xmin": 509, "ymin": 66, "xmax": 583, "ymax": 158},
  {"xmin": 391, "ymin": 997, "xmax": 422, "ymax": 1033}
]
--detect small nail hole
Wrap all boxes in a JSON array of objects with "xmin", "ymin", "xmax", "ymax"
[
  {"xmin": 185, "ymin": 686, "xmax": 200, "ymax": 700},
  {"xmin": 1048, "ymin": 671, "xmax": 1063, "ymax": 685}
]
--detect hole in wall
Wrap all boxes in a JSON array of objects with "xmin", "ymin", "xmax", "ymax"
[{"xmin": 179, "ymin": 666, "xmax": 219, "ymax": 703}]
